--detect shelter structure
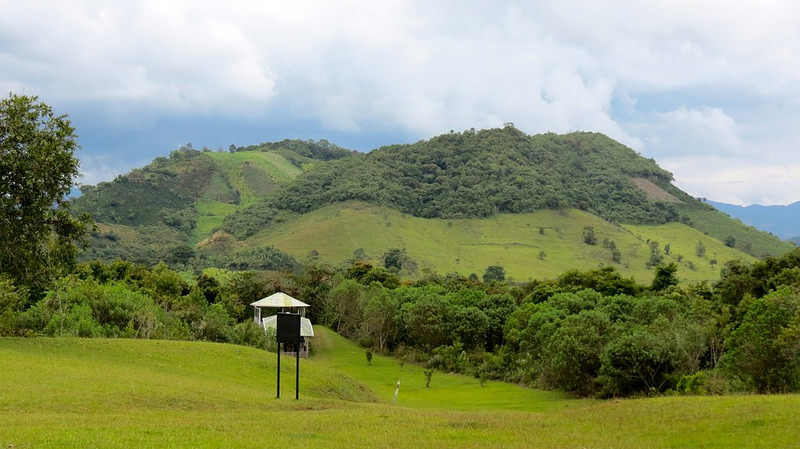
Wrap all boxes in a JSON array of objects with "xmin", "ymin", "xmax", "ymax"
[{"xmin": 251, "ymin": 292, "xmax": 314, "ymax": 357}]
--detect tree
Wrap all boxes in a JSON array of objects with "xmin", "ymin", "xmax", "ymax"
[
  {"xmin": 542, "ymin": 310, "xmax": 611, "ymax": 395},
  {"xmin": 722, "ymin": 288, "xmax": 800, "ymax": 392},
  {"xmin": 651, "ymin": 263, "xmax": 679, "ymax": 291},
  {"xmin": 483, "ymin": 265, "xmax": 506, "ymax": 283},
  {"xmin": 0, "ymin": 93, "xmax": 90, "ymax": 299},
  {"xmin": 362, "ymin": 288, "xmax": 399, "ymax": 351},
  {"xmin": 583, "ymin": 226, "xmax": 597, "ymax": 245},
  {"xmin": 696, "ymin": 241, "xmax": 706, "ymax": 257},
  {"xmin": 328, "ymin": 279, "xmax": 365, "ymax": 337},
  {"xmin": 383, "ymin": 248, "xmax": 405, "ymax": 271},
  {"xmin": 401, "ymin": 292, "xmax": 450, "ymax": 350},
  {"xmin": 600, "ymin": 327, "xmax": 678, "ymax": 396},
  {"xmin": 647, "ymin": 241, "xmax": 663, "ymax": 267}
]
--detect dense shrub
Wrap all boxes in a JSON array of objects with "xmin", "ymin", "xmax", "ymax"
[{"xmin": 721, "ymin": 287, "xmax": 800, "ymax": 392}]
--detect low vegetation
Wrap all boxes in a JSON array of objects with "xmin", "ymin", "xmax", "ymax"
[{"xmin": 244, "ymin": 202, "xmax": 756, "ymax": 284}]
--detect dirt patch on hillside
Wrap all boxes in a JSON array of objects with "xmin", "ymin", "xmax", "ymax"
[
  {"xmin": 632, "ymin": 178, "xmax": 682, "ymax": 203},
  {"xmin": 196, "ymin": 230, "xmax": 246, "ymax": 251}
]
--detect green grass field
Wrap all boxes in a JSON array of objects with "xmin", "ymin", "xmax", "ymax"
[
  {"xmin": 2, "ymin": 328, "xmax": 798, "ymax": 448},
  {"xmin": 247, "ymin": 202, "xmax": 756, "ymax": 283}
]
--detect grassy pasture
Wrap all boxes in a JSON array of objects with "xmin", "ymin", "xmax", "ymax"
[
  {"xmin": 192, "ymin": 199, "xmax": 239, "ymax": 243},
  {"xmin": 248, "ymin": 202, "xmax": 755, "ymax": 283},
  {"xmin": 2, "ymin": 329, "xmax": 799, "ymax": 448}
]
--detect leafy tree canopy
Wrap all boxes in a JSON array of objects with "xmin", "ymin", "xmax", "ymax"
[{"xmin": 0, "ymin": 93, "xmax": 90, "ymax": 298}]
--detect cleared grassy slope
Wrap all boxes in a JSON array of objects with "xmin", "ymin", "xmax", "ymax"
[
  {"xmin": 676, "ymin": 202, "xmax": 796, "ymax": 257},
  {"xmin": 246, "ymin": 201, "xmax": 756, "ymax": 283},
  {"xmin": 205, "ymin": 151, "xmax": 303, "ymax": 205},
  {"xmin": 189, "ymin": 151, "xmax": 304, "ymax": 243},
  {"xmin": 2, "ymin": 332, "xmax": 799, "ymax": 448}
]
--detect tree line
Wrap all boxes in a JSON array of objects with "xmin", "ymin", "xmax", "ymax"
[{"xmin": 2, "ymin": 251, "xmax": 800, "ymax": 397}]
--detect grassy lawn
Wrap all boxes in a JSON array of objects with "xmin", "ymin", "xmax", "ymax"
[
  {"xmin": 2, "ymin": 330, "xmax": 799, "ymax": 448},
  {"xmin": 310, "ymin": 327, "xmax": 591, "ymax": 412}
]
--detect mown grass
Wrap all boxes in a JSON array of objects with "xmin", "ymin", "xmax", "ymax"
[
  {"xmin": 247, "ymin": 201, "xmax": 756, "ymax": 283},
  {"xmin": 2, "ymin": 331, "xmax": 799, "ymax": 448},
  {"xmin": 310, "ymin": 327, "xmax": 591, "ymax": 412}
]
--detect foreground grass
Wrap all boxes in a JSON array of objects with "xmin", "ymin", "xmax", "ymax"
[
  {"xmin": 311, "ymin": 327, "xmax": 589, "ymax": 412},
  {"xmin": 2, "ymin": 332, "xmax": 799, "ymax": 448}
]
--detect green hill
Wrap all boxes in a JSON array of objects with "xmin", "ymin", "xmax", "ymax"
[
  {"xmin": 226, "ymin": 128, "xmax": 684, "ymax": 237},
  {"xmin": 73, "ymin": 140, "xmax": 347, "ymax": 264},
  {"xmin": 2, "ymin": 332, "xmax": 798, "ymax": 448},
  {"xmin": 72, "ymin": 128, "xmax": 795, "ymax": 277}
]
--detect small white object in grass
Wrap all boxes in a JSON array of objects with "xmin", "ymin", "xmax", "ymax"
[{"xmin": 393, "ymin": 380, "xmax": 400, "ymax": 403}]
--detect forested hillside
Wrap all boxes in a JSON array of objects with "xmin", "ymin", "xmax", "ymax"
[
  {"xmin": 226, "ymin": 127, "xmax": 685, "ymax": 239},
  {"xmin": 71, "ymin": 127, "xmax": 795, "ymax": 276}
]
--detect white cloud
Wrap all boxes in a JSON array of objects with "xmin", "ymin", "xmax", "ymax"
[
  {"xmin": 76, "ymin": 151, "xmax": 139, "ymax": 187},
  {"xmin": 663, "ymin": 156, "xmax": 800, "ymax": 206},
  {"xmin": 645, "ymin": 106, "xmax": 744, "ymax": 157},
  {"xmin": 2, "ymin": 0, "xmax": 800, "ymax": 204}
]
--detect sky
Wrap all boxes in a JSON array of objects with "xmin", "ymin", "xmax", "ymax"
[{"xmin": 2, "ymin": 0, "xmax": 799, "ymax": 206}]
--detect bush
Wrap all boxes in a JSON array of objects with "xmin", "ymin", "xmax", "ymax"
[
  {"xmin": 599, "ymin": 327, "xmax": 679, "ymax": 397},
  {"xmin": 0, "ymin": 277, "xmax": 27, "ymax": 336},
  {"xmin": 675, "ymin": 370, "xmax": 728, "ymax": 396},
  {"xmin": 231, "ymin": 321, "xmax": 269, "ymax": 349},
  {"xmin": 194, "ymin": 303, "xmax": 233, "ymax": 342},
  {"xmin": 430, "ymin": 341, "xmax": 470, "ymax": 374},
  {"xmin": 24, "ymin": 277, "xmax": 159, "ymax": 338}
]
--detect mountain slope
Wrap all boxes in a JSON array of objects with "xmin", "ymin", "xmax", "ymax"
[
  {"xmin": 72, "ymin": 129, "xmax": 795, "ymax": 276},
  {"xmin": 73, "ymin": 141, "xmax": 349, "ymax": 264},
  {"xmin": 231, "ymin": 201, "xmax": 754, "ymax": 283},
  {"xmin": 230, "ymin": 128, "xmax": 684, "ymax": 236}
]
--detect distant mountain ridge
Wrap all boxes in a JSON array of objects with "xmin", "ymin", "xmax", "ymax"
[{"xmin": 706, "ymin": 200, "xmax": 800, "ymax": 243}]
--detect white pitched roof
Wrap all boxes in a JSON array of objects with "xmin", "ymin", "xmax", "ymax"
[
  {"xmin": 262, "ymin": 315, "xmax": 315, "ymax": 337},
  {"xmin": 250, "ymin": 292, "xmax": 310, "ymax": 308}
]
